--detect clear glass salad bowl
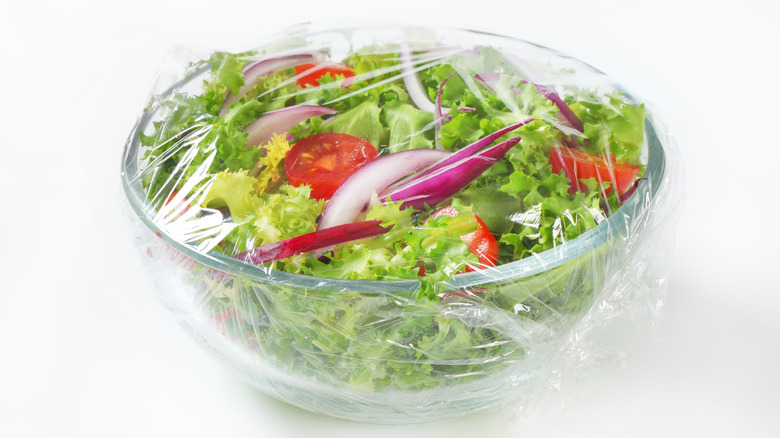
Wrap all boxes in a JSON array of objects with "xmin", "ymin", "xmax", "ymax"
[{"xmin": 121, "ymin": 23, "xmax": 675, "ymax": 423}]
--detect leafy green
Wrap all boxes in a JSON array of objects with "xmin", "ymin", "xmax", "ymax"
[
  {"xmin": 200, "ymin": 169, "xmax": 260, "ymax": 221},
  {"xmin": 198, "ymin": 51, "xmax": 253, "ymax": 114},
  {"xmin": 251, "ymin": 133, "xmax": 293, "ymax": 193},
  {"xmin": 212, "ymin": 53, "xmax": 245, "ymax": 95},
  {"xmin": 382, "ymin": 102, "xmax": 435, "ymax": 152},
  {"xmin": 318, "ymin": 98, "xmax": 387, "ymax": 147}
]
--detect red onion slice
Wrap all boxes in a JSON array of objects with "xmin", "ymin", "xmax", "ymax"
[
  {"xmin": 434, "ymin": 72, "xmax": 455, "ymax": 129},
  {"xmin": 235, "ymin": 220, "xmax": 390, "ymax": 265},
  {"xmin": 244, "ymin": 105, "xmax": 336, "ymax": 148},
  {"xmin": 219, "ymin": 51, "xmax": 328, "ymax": 116},
  {"xmin": 385, "ymin": 136, "xmax": 522, "ymax": 211},
  {"xmin": 434, "ymin": 72, "xmax": 456, "ymax": 149},
  {"xmin": 473, "ymin": 72, "xmax": 501, "ymax": 87},
  {"xmin": 317, "ymin": 149, "xmax": 451, "ymax": 230},
  {"xmin": 381, "ymin": 119, "xmax": 532, "ymax": 196},
  {"xmin": 399, "ymin": 42, "xmax": 441, "ymax": 114}
]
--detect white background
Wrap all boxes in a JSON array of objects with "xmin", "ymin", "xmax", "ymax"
[{"xmin": 2, "ymin": 0, "xmax": 779, "ymax": 436}]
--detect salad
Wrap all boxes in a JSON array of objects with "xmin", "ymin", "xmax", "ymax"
[
  {"xmin": 140, "ymin": 44, "xmax": 645, "ymax": 298},
  {"xmin": 129, "ymin": 31, "xmax": 656, "ymax": 412}
]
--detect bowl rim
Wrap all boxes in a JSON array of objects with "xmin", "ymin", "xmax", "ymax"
[{"xmin": 120, "ymin": 25, "xmax": 667, "ymax": 293}]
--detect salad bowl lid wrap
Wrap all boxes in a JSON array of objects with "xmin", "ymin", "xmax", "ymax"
[{"xmin": 121, "ymin": 23, "xmax": 681, "ymax": 426}]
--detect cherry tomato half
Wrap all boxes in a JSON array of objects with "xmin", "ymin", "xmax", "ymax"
[
  {"xmin": 285, "ymin": 133, "xmax": 379, "ymax": 200},
  {"xmin": 294, "ymin": 63, "xmax": 356, "ymax": 88},
  {"xmin": 428, "ymin": 205, "xmax": 499, "ymax": 271},
  {"xmin": 549, "ymin": 146, "xmax": 639, "ymax": 196}
]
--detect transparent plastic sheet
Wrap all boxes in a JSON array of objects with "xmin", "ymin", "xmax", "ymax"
[{"xmin": 120, "ymin": 23, "xmax": 681, "ymax": 426}]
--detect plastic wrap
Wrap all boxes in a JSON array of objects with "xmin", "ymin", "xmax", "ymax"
[{"xmin": 120, "ymin": 23, "xmax": 680, "ymax": 424}]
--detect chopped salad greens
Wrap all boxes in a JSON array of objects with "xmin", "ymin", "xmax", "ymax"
[{"xmin": 139, "ymin": 45, "xmax": 646, "ymax": 299}]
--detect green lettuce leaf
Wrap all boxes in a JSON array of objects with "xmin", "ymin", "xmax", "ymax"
[
  {"xmin": 382, "ymin": 102, "xmax": 435, "ymax": 152},
  {"xmin": 318, "ymin": 99, "xmax": 387, "ymax": 147}
]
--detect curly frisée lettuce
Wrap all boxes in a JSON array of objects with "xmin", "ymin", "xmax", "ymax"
[{"xmin": 139, "ymin": 46, "xmax": 646, "ymax": 298}]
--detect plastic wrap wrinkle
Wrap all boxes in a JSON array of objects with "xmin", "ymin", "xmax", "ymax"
[{"xmin": 120, "ymin": 23, "xmax": 681, "ymax": 426}]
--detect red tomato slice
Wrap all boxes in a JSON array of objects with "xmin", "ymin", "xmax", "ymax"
[
  {"xmin": 285, "ymin": 133, "xmax": 379, "ymax": 200},
  {"xmin": 549, "ymin": 146, "xmax": 639, "ymax": 196},
  {"xmin": 428, "ymin": 205, "xmax": 499, "ymax": 271},
  {"xmin": 294, "ymin": 63, "xmax": 356, "ymax": 88}
]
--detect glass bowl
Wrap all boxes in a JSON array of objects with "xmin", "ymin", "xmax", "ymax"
[{"xmin": 121, "ymin": 23, "xmax": 674, "ymax": 424}]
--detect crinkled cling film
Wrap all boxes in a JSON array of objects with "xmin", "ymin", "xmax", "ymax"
[{"xmin": 121, "ymin": 23, "xmax": 680, "ymax": 424}]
